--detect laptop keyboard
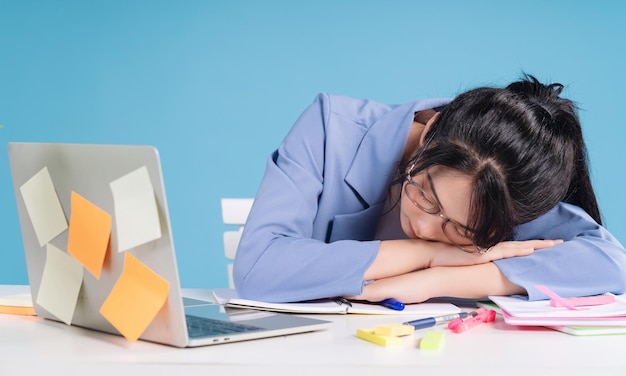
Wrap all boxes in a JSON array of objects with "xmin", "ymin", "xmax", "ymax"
[{"xmin": 185, "ymin": 314, "xmax": 264, "ymax": 338}]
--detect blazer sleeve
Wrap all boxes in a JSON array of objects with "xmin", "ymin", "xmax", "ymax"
[
  {"xmin": 232, "ymin": 93, "xmax": 381, "ymax": 302},
  {"xmin": 494, "ymin": 202, "xmax": 626, "ymax": 300}
]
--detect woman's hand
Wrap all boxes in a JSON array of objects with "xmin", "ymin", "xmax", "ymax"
[
  {"xmin": 428, "ymin": 239, "xmax": 563, "ymax": 268},
  {"xmin": 348, "ymin": 262, "xmax": 529, "ymax": 304}
]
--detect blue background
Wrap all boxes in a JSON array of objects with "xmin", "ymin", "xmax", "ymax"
[{"xmin": 1, "ymin": 1, "xmax": 625, "ymax": 289}]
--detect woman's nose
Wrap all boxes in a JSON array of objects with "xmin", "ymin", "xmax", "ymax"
[{"xmin": 413, "ymin": 211, "xmax": 444, "ymax": 240}]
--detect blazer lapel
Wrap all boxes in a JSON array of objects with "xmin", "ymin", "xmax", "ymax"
[{"xmin": 344, "ymin": 98, "xmax": 450, "ymax": 207}]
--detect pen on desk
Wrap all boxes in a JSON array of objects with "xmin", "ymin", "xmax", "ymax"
[
  {"xmin": 378, "ymin": 298, "xmax": 405, "ymax": 311},
  {"xmin": 403, "ymin": 312, "xmax": 468, "ymax": 330},
  {"xmin": 459, "ymin": 308, "xmax": 485, "ymax": 321},
  {"xmin": 335, "ymin": 296, "xmax": 405, "ymax": 311}
]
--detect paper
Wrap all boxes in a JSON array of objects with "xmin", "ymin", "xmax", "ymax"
[
  {"xmin": 212, "ymin": 288, "xmax": 460, "ymax": 316},
  {"xmin": 19, "ymin": 167, "xmax": 68, "ymax": 246},
  {"xmin": 99, "ymin": 252, "xmax": 169, "ymax": 342},
  {"xmin": 547, "ymin": 325, "xmax": 626, "ymax": 336},
  {"xmin": 67, "ymin": 192, "xmax": 111, "ymax": 279},
  {"xmin": 110, "ymin": 166, "xmax": 162, "ymax": 252},
  {"xmin": 0, "ymin": 293, "xmax": 36, "ymax": 316},
  {"xmin": 488, "ymin": 294, "xmax": 626, "ymax": 327},
  {"xmin": 36, "ymin": 244, "xmax": 84, "ymax": 325},
  {"xmin": 489, "ymin": 295, "xmax": 626, "ymax": 318},
  {"xmin": 0, "ymin": 293, "xmax": 33, "ymax": 307}
]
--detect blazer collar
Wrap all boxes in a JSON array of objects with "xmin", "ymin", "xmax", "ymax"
[{"xmin": 344, "ymin": 98, "xmax": 451, "ymax": 207}]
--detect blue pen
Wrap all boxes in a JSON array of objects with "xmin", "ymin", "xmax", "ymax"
[
  {"xmin": 379, "ymin": 298, "xmax": 405, "ymax": 311},
  {"xmin": 403, "ymin": 312, "xmax": 469, "ymax": 329}
]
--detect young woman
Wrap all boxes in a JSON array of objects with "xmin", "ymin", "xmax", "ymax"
[{"xmin": 232, "ymin": 75, "xmax": 626, "ymax": 303}]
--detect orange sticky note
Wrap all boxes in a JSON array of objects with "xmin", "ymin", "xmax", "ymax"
[
  {"xmin": 67, "ymin": 192, "xmax": 111, "ymax": 279},
  {"xmin": 99, "ymin": 253, "xmax": 169, "ymax": 342}
]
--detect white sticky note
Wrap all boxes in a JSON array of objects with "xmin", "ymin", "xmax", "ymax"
[
  {"xmin": 110, "ymin": 166, "xmax": 162, "ymax": 252},
  {"xmin": 36, "ymin": 244, "xmax": 84, "ymax": 325},
  {"xmin": 19, "ymin": 167, "xmax": 68, "ymax": 246}
]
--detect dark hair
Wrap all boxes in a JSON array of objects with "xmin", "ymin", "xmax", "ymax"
[{"xmin": 403, "ymin": 74, "xmax": 601, "ymax": 248}]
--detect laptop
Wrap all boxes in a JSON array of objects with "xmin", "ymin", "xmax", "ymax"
[{"xmin": 7, "ymin": 142, "xmax": 332, "ymax": 347}]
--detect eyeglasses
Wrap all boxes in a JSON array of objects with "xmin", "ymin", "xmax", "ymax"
[{"xmin": 404, "ymin": 170, "xmax": 486, "ymax": 254}]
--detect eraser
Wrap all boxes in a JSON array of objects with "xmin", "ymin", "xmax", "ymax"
[
  {"xmin": 356, "ymin": 328, "xmax": 402, "ymax": 347},
  {"xmin": 419, "ymin": 330, "xmax": 445, "ymax": 350},
  {"xmin": 374, "ymin": 324, "xmax": 415, "ymax": 337}
]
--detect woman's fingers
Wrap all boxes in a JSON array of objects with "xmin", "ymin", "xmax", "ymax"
[{"xmin": 485, "ymin": 239, "xmax": 563, "ymax": 260}]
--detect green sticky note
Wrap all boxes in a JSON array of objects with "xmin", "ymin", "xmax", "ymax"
[{"xmin": 420, "ymin": 330, "xmax": 446, "ymax": 350}]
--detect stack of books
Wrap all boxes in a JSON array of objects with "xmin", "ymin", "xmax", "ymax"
[{"xmin": 480, "ymin": 293, "xmax": 626, "ymax": 336}]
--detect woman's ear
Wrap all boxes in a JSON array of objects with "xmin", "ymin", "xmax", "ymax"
[{"xmin": 419, "ymin": 112, "xmax": 441, "ymax": 146}]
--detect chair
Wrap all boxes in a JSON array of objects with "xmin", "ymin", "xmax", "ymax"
[{"xmin": 221, "ymin": 198, "xmax": 254, "ymax": 288}]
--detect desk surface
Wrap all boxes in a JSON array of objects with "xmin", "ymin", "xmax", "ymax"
[{"xmin": 1, "ymin": 285, "xmax": 625, "ymax": 375}]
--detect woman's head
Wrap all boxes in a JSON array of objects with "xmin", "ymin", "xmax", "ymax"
[{"xmin": 402, "ymin": 74, "xmax": 599, "ymax": 251}]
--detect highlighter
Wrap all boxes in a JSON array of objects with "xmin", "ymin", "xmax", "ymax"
[{"xmin": 448, "ymin": 308, "xmax": 496, "ymax": 333}]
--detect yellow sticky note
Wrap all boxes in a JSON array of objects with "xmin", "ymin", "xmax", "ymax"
[
  {"xmin": 374, "ymin": 324, "xmax": 415, "ymax": 337},
  {"xmin": 110, "ymin": 166, "xmax": 162, "ymax": 252},
  {"xmin": 99, "ymin": 252, "xmax": 169, "ymax": 342},
  {"xmin": 420, "ymin": 330, "xmax": 446, "ymax": 350},
  {"xmin": 36, "ymin": 244, "xmax": 84, "ymax": 325},
  {"xmin": 67, "ymin": 192, "xmax": 111, "ymax": 279},
  {"xmin": 356, "ymin": 328, "xmax": 402, "ymax": 347},
  {"xmin": 19, "ymin": 167, "xmax": 68, "ymax": 246}
]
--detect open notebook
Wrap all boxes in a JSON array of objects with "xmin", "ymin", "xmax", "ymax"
[
  {"xmin": 8, "ymin": 142, "xmax": 331, "ymax": 347},
  {"xmin": 213, "ymin": 288, "xmax": 461, "ymax": 315}
]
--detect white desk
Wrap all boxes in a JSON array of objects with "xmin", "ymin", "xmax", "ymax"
[{"xmin": 1, "ymin": 285, "xmax": 625, "ymax": 375}]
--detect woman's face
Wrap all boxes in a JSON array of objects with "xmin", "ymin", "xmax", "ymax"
[{"xmin": 400, "ymin": 166, "xmax": 474, "ymax": 248}]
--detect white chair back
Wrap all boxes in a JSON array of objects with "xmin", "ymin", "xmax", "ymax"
[{"xmin": 220, "ymin": 198, "xmax": 254, "ymax": 288}]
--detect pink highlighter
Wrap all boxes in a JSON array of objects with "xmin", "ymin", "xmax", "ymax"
[{"xmin": 448, "ymin": 308, "xmax": 497, "ymax": 333}]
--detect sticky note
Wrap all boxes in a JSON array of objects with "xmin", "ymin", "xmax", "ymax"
[
  {"xmin": 110, "ymin": 166, "xmax": 162, "ymax": 252},
  {"xmin": 374, "ymin": 324, "xmax": 415, "ymax": 337},
  {"xmin": 99, "ymin": 252, "xmax": 169, "ymax": 342},
  {"xmin": 67, "ymin": 192, "xmax": 111, "ymax": 279},
  {"xmin": 356, "ymin": 328, "xmax": 402, "ymax": 347},
  {"xmin": 419, "ymin": 330, "xmax": 446, "ymax": 350},
  {"xmin": 36, "ymin": 244, "xmax": 84, "ymax": 325},
  {"xmin": 19, "ymin": 167, "xmax": 68, "ymax": 246},
  {"xmin": 0, "ymin": 293, "xmax": 36, "ymax": 316}
]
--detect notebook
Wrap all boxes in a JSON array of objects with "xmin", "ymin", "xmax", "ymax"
[
  {"xmin": 0, "ymin": 292, "xmax": 36, "ymax": 316},
  {"xmin": 7, "ymin": 142, "xmax": 332, "ymax": 347},
  {"xmin": 485, "ymin": 294, "xmax": 626, "ymax": 327},
  {"xmin": 213, "ymin": 288, "xmax": 461, "ymax": 315}
]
